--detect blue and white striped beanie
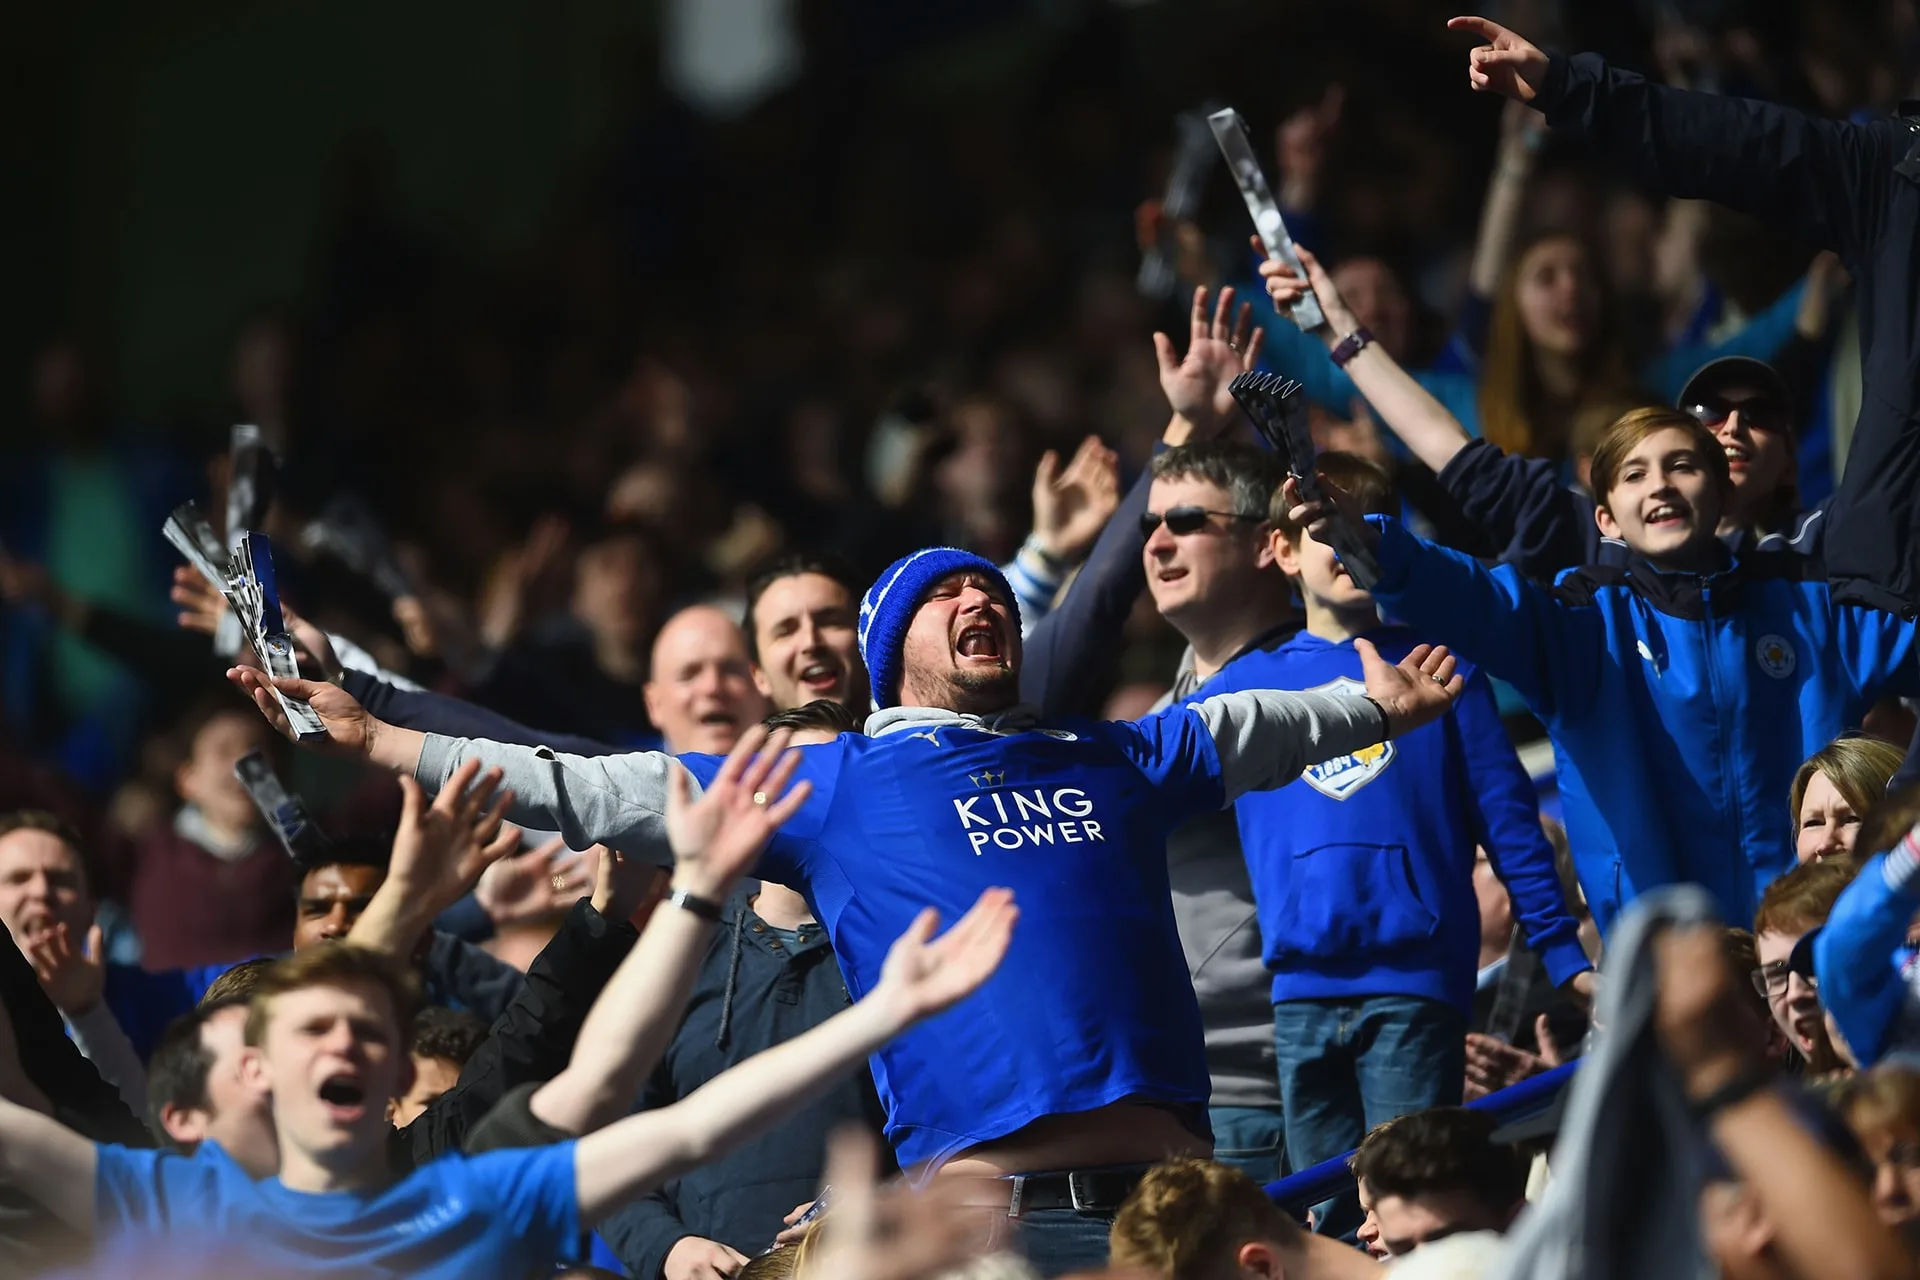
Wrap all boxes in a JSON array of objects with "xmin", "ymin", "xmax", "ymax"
[{"xmin": 858, "ymin": 548, "xmax": 1020, "ymax": 709}]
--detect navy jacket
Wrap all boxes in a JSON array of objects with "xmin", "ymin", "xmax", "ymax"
[
  {"xmin": 1437, "ymin": 438, "xmax": 1827, "ymax": 582},
  {"xmin": 1535, "ymin": 50, "xmax": 1920, "ymax": 617},
  {"xmin": 1367, "ymin": 516, "xmax": 1919, "ymax": 934},
  {"xmin": 344, "ymin": 671, "xmax": 616, "ymax": 759},
  {"xmin": 598, "ymin": 891, "xmax": 883, "ymax": 1278}
]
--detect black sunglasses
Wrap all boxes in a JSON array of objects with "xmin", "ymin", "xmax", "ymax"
[
  {"xmin": 1139, "ymin": 505, "xmax": 1264, "ymax": 538},
  {"xmin": 1685, "ymin": 394, "xmax": 1790, "ymax": 433}
]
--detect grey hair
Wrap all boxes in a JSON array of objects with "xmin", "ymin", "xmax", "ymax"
[{"xmin": 1149, "ymin": 442, "xmax": 1286, "ymax": 521}]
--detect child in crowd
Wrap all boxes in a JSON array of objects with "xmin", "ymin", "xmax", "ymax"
[
  {"xmin": 1753, "ymin": 856, "xmax": 1859, "ymax": 1073},
  {"xmin": 1200, "ymin": 451, "xmax": 1589, "ymax": 1229},
  {"xmin": 94, "ymin": 701, "xmax": 291, "ymax": 970},
  {"xmin": 1265, "ymin": 256, "xmax": 1920, "ymax": 935}
]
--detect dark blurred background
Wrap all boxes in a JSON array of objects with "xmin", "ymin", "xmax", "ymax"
[{"xmin": 0, "ymin": 0, "xmax": 1907, "ymax": 795}]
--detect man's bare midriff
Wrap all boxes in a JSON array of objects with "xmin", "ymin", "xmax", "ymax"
[{"xmin": 933, "ymin": 1100, "xmax": 1211, "ymax": 1183}]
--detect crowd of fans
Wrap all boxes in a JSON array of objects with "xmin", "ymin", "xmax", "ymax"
[{"xmin": 5, "ymin": 1, "xmax": 1920, "ymax": 1277}]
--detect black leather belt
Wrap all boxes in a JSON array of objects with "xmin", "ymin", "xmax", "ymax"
[{"xmin": 1000, "ymin": 1164, "xmax": 1154, "ymax": 1217}]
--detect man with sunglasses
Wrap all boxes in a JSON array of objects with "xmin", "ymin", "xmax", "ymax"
[{"xmin": 1137, "ymin": 442, "xmax": 1301, "ymax": 1188}]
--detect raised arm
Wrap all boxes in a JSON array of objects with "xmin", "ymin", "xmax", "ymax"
[
  {"xmin": 1260, "ymin": 243, "xmax": 1473, "ymax": 476},
  {"xmin": 573, "ymin": 887, "xmax": 1018, "ymax": 1222},
  {"xmin": 346, "ymin": 759, "xmax": 521, "ymax": 958},
  {"xmin": 1264, "ymin": 242, "xmax": 1604, "ymax": 578},
  {"xmin": 1450, "ymin": 15, "xmax": 1893, "ymax": 263},
  {"xmin": 344, "ymin": 671, "xmax": 620, "ymax": 759},
  {"xmin": 1467, "ymin": 100, "xmax": 1544, "ymax": 304},
  {"xmin": 530, "ymin": 727, "xmax": 811, "ymax": 1135},
  {"xmin": 1004, "ymin": 435, "xmax": 1123, "ymax": 634},
  {"xmin": 1284, "ymin": 476, "xmax": 1601, "ymax": 716},
  {"xmin": 228, "ymin": 667, "xmax": 682, "ymax": 856},
  {"xmin": 1023, "ymin": 288, "xmax": 1259, "ymax": 717},
  {"xmin": 1814, "ymin": 838, "xmax": 1920, "ymax": 1067}
]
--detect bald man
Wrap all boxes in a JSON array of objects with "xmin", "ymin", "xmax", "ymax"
[{"xmin": 642, "ymin": 605, "xmax": 772, "ymax": 755}]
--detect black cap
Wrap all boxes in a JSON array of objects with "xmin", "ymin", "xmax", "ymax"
[{"xmin": 1675, "ymin": 356, "xmax": 1796, "ymax": 428}]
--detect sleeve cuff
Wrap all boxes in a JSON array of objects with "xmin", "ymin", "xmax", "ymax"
[
  {"xmin": 1540, "ymin": 51, "xmax": 1575, "ymax": 118},
  {"xmin": 415, "ymin": 735, "xmax": 461, "ymax": 789},
  {"xmin": 1886, "ymin": 831, "xmax": 1920, "ymax": 894},
  {"xmin": 1537, "ymin": 935, "xmax": 1595, "ymax": 989}
]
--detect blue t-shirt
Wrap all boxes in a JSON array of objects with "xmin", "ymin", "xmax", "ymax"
[
  {"xmin": 684, "ymin": 710, "xmax": 1228, "ymax": 1169},
  {"xmin": 91, "ymin": 1140, "xmax": 580, "ymax": 1278}
]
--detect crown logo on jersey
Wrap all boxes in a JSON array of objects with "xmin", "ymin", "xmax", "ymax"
[{"xmin": 969, "ymin": 769, "xmax": 1006, "ymax": 787}]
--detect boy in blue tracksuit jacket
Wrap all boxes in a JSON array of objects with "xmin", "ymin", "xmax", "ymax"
[
  {"xmin": 1203, "ymin": 454, "xmax": 1591, "ymax": 1216},
  {"xmin": 1287, "ymin": 407, "xmax": 1919, "ymax": 937}
]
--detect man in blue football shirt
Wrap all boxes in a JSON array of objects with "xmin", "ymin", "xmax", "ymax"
[
  {"xmin": 232, "ymin": 546, "xmax": 1464, "ymax": 1275},
  {"xmin": 0, "ymin": 729, "xmax": 1015, "ymax": 1279}
]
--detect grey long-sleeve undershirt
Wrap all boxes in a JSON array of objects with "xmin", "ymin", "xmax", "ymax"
[{"xmin": 412, "ymin": 687, "xmax": 1390, "ymax": 859}]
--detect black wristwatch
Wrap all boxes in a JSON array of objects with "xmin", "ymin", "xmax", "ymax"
[{"xmin": 668, "ymin": 888, "xmax": 725, "ymax": 922}]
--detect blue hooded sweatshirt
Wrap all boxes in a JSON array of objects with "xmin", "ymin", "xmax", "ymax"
[
  {"xmin": 1201, "ymin": 628, "xmax": 1591, "ymax": 1011},
  {"xmin": 1364, "ymin": 516, "xmax": 1920, "ymax": 934}
]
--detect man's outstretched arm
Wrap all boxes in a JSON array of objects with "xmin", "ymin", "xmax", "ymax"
[
  {"xmin": 573, "ymin": 887, "xmax": 1018, "ymax": 1222},
  {"xmin": 1450, "ymin": 15, "xmax": 1893, "ymax": 263},
  {"xmin": 229, "ymin": 668, "xmax": 681, "ymax": 856},
  {"xmin": 1182, "ymin": 638, "xmax": 1462, "ymax": 804}
]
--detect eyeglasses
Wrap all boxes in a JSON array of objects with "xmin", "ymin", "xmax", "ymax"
[
  {"xmin": 1139, "ymin": 505, "xmax": 1264, "ymax": 538},
  {"xmin": 1686, "ymin": 395, "xmax": 1790, "ymax": 434},
  {"xmin": 1751, "ymin": 961, "xmax": 1816, "ymax": 999}
]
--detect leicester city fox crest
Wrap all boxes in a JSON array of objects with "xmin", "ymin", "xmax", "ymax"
[{"xmin": 1298, "ymin": 676, "xmax": 1396, "ymax": 800}]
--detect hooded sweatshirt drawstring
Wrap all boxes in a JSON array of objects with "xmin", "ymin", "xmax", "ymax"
[{"xmin": 716, "ymin": 907, "xmax": 747, "ymax": 1048}]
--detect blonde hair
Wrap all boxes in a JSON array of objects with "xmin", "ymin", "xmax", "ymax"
[
  {"xmin": 1110, "ymin": 1159, "xmax": 1301, "ymax": 1280},
  {"xmin": 1791, "ymin": 737, "xmax": 1905, "ymax": 843}
]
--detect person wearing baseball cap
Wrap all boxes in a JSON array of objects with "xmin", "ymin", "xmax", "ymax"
[
  {"xmin": 1262, "ymin": 250, "xmax": 1821, "ymax": 581},
  {"xmin": 1673, "ymin": 355, "xmax": 1820, "ymax": 560},
  {"xmin": 231, "ymin": 544, "xmax": 1467, "ymax": 1277}
]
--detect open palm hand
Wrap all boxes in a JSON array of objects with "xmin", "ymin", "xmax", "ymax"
[
  {"xmin": 665, "ymin": 724, "xmax": 813, "ymax": 899},
  {"xmin": 876, "ymin": 888, "xmax": 1019, "ymax": 1024}
]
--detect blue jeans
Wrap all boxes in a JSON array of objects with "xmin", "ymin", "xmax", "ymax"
[
  {"xmin": 1015, "ymin": 1208, "xmax": 1117, "ymax": 1276},
  {"xmin": 1209, "ymin": 1105, "xmax": 1287, "ymax": 1185},
  {"xmin": 1272, "ymin": 995, "xmax": 1466, "ymax": 1235}
]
